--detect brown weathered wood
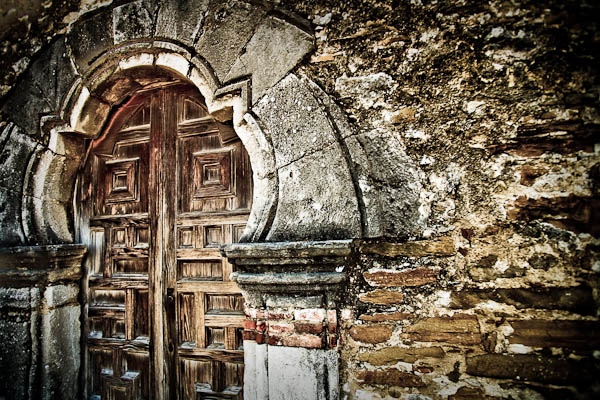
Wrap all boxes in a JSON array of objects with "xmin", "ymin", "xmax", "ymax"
[{"xmin": 81, "ymin": 83, "xmax": 251, "ymax": 400}]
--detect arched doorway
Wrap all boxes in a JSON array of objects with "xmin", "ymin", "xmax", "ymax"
[{"xmin": 79, "ymin": 80, "xmax": 252, "ymax": 399}]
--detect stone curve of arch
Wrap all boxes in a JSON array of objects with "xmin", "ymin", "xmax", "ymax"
[{"xmin": 0, "ymin": 0, "xmax": 383, "ymax": 246}]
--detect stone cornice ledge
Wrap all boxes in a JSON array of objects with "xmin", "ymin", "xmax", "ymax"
[
  {"xmin": 0, "ymin": 244, "xmax": 86, "ymax": 286},
  {"xmin": 223, "ymin": 240, "xmax": 353, "ymax": 299},
  {"xmin": 221, "ymin": 239, "xmax": 353, "ymax": 260}
]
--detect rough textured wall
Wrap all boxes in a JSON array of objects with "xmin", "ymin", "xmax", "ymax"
[
  {"xmin": 0, "ymin": 0, "xmax": 598, "ymax": 399},
  {"xmin": 274, "ymin": 0, "xmax": 599, "ymax": 398}
]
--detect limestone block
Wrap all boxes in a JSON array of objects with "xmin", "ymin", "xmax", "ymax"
[
  {"xmin": 0, "ymin": 314, "xmax": 31, "ymax": 400},
  {"xmin": 2, "ymin": 38, "xmax": 78, "ymax": 137},
  {"xmin": 253, "ymin": 74, "xmax": 338, "ymax": 168},
  {"xmin": 0, "ymin": 124, "xmax": 37, "ymax": 191},
  {"xmin": 195, "ymin": 0, "xmax": 267, "ymax": 81},
  {"xmin": 44, "ymin": 284, "xmax": 78, "ymax": 309},
  {"xmin": 155, "ymin": 0, "xmax": 209, "ymax": 47},
  {"xmin": 358, "ymin": 129, "xmax": 425, "ymax": 237},
  {"xmin": 0, "ymin": 186, "xmax": 24, "ymax": 245},
  {"xmin": 41, "ymin": 305, "xmax": 80, "ymax": 400},
  {"xmin": 268, "ymin": 146, "xmax": 361, "ymax": 241},
  {"xmin": 268, "ymin": 346, "xmax": 338, "ymax": 400},
  {"xmin": 67, "ymin": 9, "xmax": 113, "ymax": 72},
  {"xmin": 113, "ymin": 1, "xmax": 154, "ymax": 44},
  {"xmin": 303, "ymin": 77, "xmax": 384, "ymax": 237},
  {"xmin": 225, "ymin": 16, "xmax": 314, "ymax": 104}
]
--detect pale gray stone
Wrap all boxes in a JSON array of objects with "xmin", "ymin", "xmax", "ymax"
[
  {"xmin": 41, "ymin": 305, "xmax": 80, "ymax": 400},
  {"xmin": 195, "ymin": 0, "xmax": 267, "ymax": 81},
  {"xmin": 268, "ymin": 346, "xmax": 339, "ymax": 400},
  {"xmin": 155, "ymin": 0, "xmax": 209, "ymax": 47},
  {"xmin": 44, "ymin": 284, "xmax": 78, "ymax": 309},
  {"xmin": 0, "ymin": 186, "xmax": 25, "ymax": 245},
  {"xmin": 67, "ymin": 9, "xmax": 113, "ymax": 72},
  {"xmin": 253, "ymin": 74, "xmax": 339, "ymax": 168},
  {"xmin": 0, "ymin": 315, "xmax": 31, "ymax": 400},
  {"xmin": 0, "ymin": 287, "xmax": 31, "ymax": 309},
  {"xmin": 113, "ymin": 0, "xmax": 154, "ymax": 45},
  {"xmin": 266, "ymin": 295, "xmax": 323, "ymax": 308},
  {"xmin": 2, "ymin": 38, "xmax": 77, "ymax": 136},
  {"xmin": 225, "ymin": 16, "xmax": 314, "ymax": 104},
  {"xmin": 268, "ymin": 146, "xmax": 361, "ymax": 241},
  {"xmin": 0, "ymin": 124, "xmax": 37, "ymax": 193}
]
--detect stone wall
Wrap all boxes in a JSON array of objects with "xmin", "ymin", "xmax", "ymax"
[
  {"xmin": 0, "ymin": 245, "xmax": 85, "ymax": 400},
  {"xmin": 0, "ymin": 0, "xmax": 598, "ymax": 399}
]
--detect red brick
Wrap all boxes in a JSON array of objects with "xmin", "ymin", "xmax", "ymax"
[
  {"xmin": 328, "ymin": 336, "xmax": 337, "ymax": 348},
  {"xmin": 327, "ymin": 310, "xmax": 337, "ymax": 325},
  {"xmin": 243, "ymin": 320, "xmax": 256, "ymax": 330},
  {"xmin": 242, "ymin": 330, "xmax": 256, "ymax": 341},
  {"xmin": 355, "ymin": 368, "xmax": 425, "ymax": 387},
  {"xmin": 349, "ymin": 325, "xmax": 393, "ymax": 344},
  {"xmin": 281, "ymin": 334, "xmax": 323, "ymax": 349},
  {"xmin": 364, "ymin": 267, "xmax": 438, "ymax": 287},
  {"xmin": 328, "ymin": 323, "xmax": 337, "ymax": 334},
  {"xmin": 415, "ymin": 365, "xmax": 434, "ymax": 374},
  {"xmin": 294, "ymin": 321, "xmax": 323, "ymax": 335},
  {"xmin": 256, "ymin": 321, "xmax": 266, "ymax": 332},
  {"xmin": 359, "ymin": 289, "xmax": 404, "ymax": 305},
  {"xmin": 401, "ymin": 314, "xmax": 481, "ymax": 345},
  {"xmin": 294, "ymin": 308, "xmax": 326, "ymax": 322},
  {"xmin": 449, "ymin": 386, "xmax": 503, "ymax": 400},
  {"xmin": 508, "ymin": 319, "xmax": 600, "ymax": 349},
  {"xmin": 268, "ymin": 311, "xmax": 292, "ymax": 320},
  {"xmin": 268, "ymin": 322, "xmax": 294, "ymax": 334},
  {"xmin": 256, "ymin": 333, "xmax": 264, "ymax": 344}
]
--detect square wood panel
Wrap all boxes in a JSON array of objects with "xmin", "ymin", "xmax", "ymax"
[
  {"xmin": 192, "ymin": 151, "xmax": 233, "ymax": 198},
  {"xmin": 105, "ymin": 158, "xmax": 139, "ymax": 203}
]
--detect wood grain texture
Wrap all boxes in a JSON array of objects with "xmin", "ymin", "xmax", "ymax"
[{"xmin": 80, "ymin": 84, "xmax": 251, "ymax": 399}]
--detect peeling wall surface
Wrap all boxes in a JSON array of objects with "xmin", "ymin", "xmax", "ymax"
[{"xmin": 0, "ymin": 0, "xmax": 599, "ymax": 399}]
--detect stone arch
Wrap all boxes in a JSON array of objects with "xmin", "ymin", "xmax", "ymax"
[{"xmin": 0, "ymin": 0, "xmax": 389, "ymax": 247}]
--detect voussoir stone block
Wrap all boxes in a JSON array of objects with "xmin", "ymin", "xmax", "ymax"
[
  {"xmin": 269, "ymin": 147, "xmax": 361, "ymax": 241},
  {"xmin": 225, "ymin": 15, "xmax": 314, "ymax": 104},
  {"xmin": 113, "ymin": 0, "xmax": 154, "ymax": 44},
  {"xmin": 155, "ymin": 0, "xmax": 209, "ymax": 47},
  {"xmin": 254, "ymin": 74, "xmax": 338, "ymax": 167},
  {"xmin": 195, "ymin": 0, "xmax": 268, "ymax": 82},
  {"xmin": 68, "ymin": 9, "xmax": 113, "ymax": 72},
  {"xmin": 0, "ymin": 124, "xmax": 37, "ymax": 191}
]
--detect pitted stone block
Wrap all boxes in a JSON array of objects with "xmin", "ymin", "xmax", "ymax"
[
  {"xmin": 155, "ymin": 0, "xmax": 209, "ymax": 47},
  {"xmin": 225, "ymin": 16, "xmax": 314, "ymax": 104},
  {"xmin": 0, "ymin": 186, "xmax": 25, "ymax": 245},
  {"xmin": 195, "ymin": 0, "xmax": 268, "ymax": 82},
  {"xmin": 253, "ymin": 74, "xmax": 338, "ymax": 168},
  {"xmin": 269, "ymin": 146, "xmax": 361, "ymax": 241},
  {"xmin": 68, "ymin": 9, "xmax": 113, "ymax": 73},
  {"xmin": 44, "ymin": 284, "xmax": 78, "ymax": 309},
  {"xmin": 2, "ymin": 38, "xmax": 77, "ymax": 137},
  {"xmin": 113, "ymin": 0, "xmax": 154, "ymax": 44},
  {"xmin": 0, "ymin": 124, "xmax": 37, "ymax": 191}
]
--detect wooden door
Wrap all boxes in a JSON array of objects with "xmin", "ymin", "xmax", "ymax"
[{"xmin": 79, "ymin": 83, "xmax": 251, "ymax": 400}]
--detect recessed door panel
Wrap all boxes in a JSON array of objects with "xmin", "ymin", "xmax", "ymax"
[{"xmin": 81, "ymin": 83, "xmax": 251, "ymax": 400}]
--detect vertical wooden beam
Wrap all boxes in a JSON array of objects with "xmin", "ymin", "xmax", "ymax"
[
  {"xmin": 163, "ymin": 86, "xmax": 179, "ymax": 399},
  {"xmin": 149, "ymin": 88, "xmax": 165, "ymax": 400}
]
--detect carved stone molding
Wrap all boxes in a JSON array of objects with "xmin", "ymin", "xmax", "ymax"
[
  {"xmin": 224, "ymin": 240, "xmax": 352, "ymax": 307},
  {"xmin": 0, "ymin": 244, "xmax": 86, "ymax": 286}
]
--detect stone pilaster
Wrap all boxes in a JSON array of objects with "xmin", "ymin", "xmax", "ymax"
[
  {"xmin": 222, "ymin": 240, "xmax": 353, "ymax": 400},
  {"xmin": 0, "ymin": 244, "xmax": 86, "ymax": 400}
]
